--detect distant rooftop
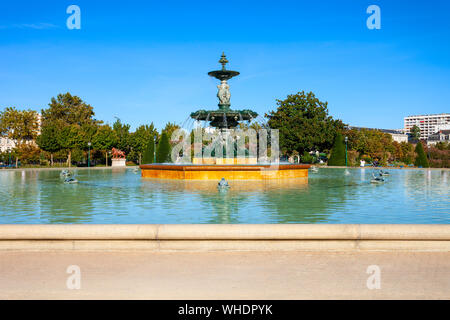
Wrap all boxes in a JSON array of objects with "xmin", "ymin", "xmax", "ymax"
[
  {"xmin": 405, "ymin": 113, "xmax": 450, "ymax": 118},
  {"xmin": 348, "ymin": 126, "xmax": 406, "ymax": 135}
]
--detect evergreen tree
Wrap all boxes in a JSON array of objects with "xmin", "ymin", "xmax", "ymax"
[
  {"xmin": 328, "ymin": 132, "xmax": 346, "ymax": 166},
  {"xmin": 142, "ymin": 138, "xmax": 155, "ymax": 164},
  {"xmin": 156, "ymin": 132, "xmax": 171, "ymax": 163},
  {"xmin": 414, "ymin": 142, "xmax": 429, "ymax": 168}
]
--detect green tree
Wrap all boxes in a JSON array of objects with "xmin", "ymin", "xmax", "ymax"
[
  {"xmin": 142, "ymin": 138, "xmax": 155, "ymax": 164},
  {"xmin": 414, "ymin": 142, "xmax": 429, "ymax": 168},
  {"xmin": 131, "ymin": 123, "xmax": 158, "ymax": 164},
  {"xmin": 266, "ymin": 91, "xmax": 345, "ymax": 155},
  {"xmin": 0, "ymin": 107, "xmax": 40, "ymax": 167},
  {"xmin": 156, "ymin": 132, "xmax": 171, "ymax": 163},
  {"xmin": 41, "ymin": 93, "xmax": 100, "ymax": 166},
  {"xmin": 42, "ymin": 93, "xmax": 98, "ymax": 126},
  {"xmin": 328, "ymin": 132, "xmax": 346, "ymax": 166},
  {"xmin": 0, "ymin": 107, "xmax": 40, "ymax": 141},
  {"xmin": 112, "ymin": 119, "xmax": 131, "ymax": 154},
  {"xmin": 57, "ymin": 125, "xmax": 84, "ymax": 166},
  {"xmin": 410, "ymin": 125, "xmax": 421, "ymax": 140},
  {"xmin": 162, "ymin": 122, "xmax": 181, "ymax": 143},
  {"xmin": 93, "ymin": 125, "xmax": 117, "ymax": 166},
  {"xmin": 36, "ymin": 123, "xmax": 61, "ymax": 166}
]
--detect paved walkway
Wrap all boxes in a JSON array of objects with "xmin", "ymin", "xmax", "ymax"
[{"xmin": 0, "ymin": 250, "xmax": 449, "ymax": 299}]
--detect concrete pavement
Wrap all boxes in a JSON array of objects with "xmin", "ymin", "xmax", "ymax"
[{"xmin": 1, "ymin": 250, "xmax": 449, "ymax": 299}]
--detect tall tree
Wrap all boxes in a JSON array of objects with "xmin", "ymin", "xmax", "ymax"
[
  {"xmin": 36, "ymin": 123, "xmax": 61, "ymax": 166},
  {"xmin": 93, "ymin": 124, "xmax": 117, "ymax": 166},
  {"xmin": 131, "ymin": 123, "xmax": 158, "ymax": 164},
  {"xmin": 0, "ymin": 107, "xmax": 40, "ymax": 167},
  {"xmin": 414, "ymin": 142, "xmax": 429, "ymax": 168},
  {"xmin": 41, "ymin": 93, "xmax": 97, "ymax": 126},
  {"xmin": 112, "ymin": 118, "xmax": 131, "ymax": 154},
  {"xmin": 410, "ymin": 125, "xmax": 421, "ymax": 140},
  {"xmin": 41, "ymin": 93, "xmax": 100, "ymax": 166},
  {"xmin": 162, "ymin": 122, "xmax": 181, "ymax": 143},
  {"xmin": 266, "ymin": 91, "xmax": 345, "ymax": 155},
  {"xmin": 57, "ymin": 125, "xmax": 84, "ymax": 167}
]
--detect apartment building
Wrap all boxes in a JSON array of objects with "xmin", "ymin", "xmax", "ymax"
[{"xmin": 404, "ymin": 113, "xmax": 450, "ymax": 140}]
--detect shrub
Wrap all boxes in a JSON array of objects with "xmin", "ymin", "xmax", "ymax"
[{"xmin": 301, "ymin": 151, "xmax": 314, "ymax": 164}]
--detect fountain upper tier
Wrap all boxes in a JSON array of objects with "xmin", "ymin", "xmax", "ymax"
[{"xmin": 190, "ymin": 53, "xmax": 258, "ymax": 129}]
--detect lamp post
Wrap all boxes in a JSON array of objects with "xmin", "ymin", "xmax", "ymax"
[
  {"xmin": 345, "ymin": 136, "xmax": 348, "ymax": 167},
  {"xmin": 154, "ymin": 135, "xmax": 157, "ymax": 163},
  {"xmin": 87, "ymin": 142, "xmax": 91, "ymax": 167}
]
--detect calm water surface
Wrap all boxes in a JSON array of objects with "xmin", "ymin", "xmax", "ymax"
[{"xmin": 0, "ymin": 168, "xmax": 448, "ymax": 224}]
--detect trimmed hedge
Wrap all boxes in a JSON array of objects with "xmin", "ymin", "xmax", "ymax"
[
  {"xmin": 142, "ymin": 139, "xmax": 155, "ymax": 164},
  {"xmin": 328, "ymin": 132, "xmax": 346, "ymax": 166},
  {"xmin": 156, "ymin": 132, "xmax": 171, "ymax": 163}
]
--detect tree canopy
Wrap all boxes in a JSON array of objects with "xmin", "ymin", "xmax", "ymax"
[
  {"xmin": 0, "ymin": 107, "xmax": 40, "ymax": 141},
  {"xmin": 410, "ymin": 125, "xmax": 421, "ymax": 140},
  {"xmin": 266, "ymin": 91, "xmax": 344, "ymax": 155},
  {"xmin": 131, "ymin": 123, "xmax": 158, "ymax": 164},
  {"xmin": 40, "ymin": 93, "xmax": 99, "ymax": 166}
]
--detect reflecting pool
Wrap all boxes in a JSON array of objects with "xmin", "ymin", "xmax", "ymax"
[{"xmin": 0, "ymin": 167, "xmax": 448, "ymax": 224}]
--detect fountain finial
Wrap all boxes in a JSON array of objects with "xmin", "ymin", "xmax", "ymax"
[{"xmin": 219, "ymin": 52, "xmax": 228, "ymax": 71}]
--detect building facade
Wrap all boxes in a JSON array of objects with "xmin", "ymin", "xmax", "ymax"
[
  {"xmin": 0, "ymin": 137, "xmax": 16, "ymax": 153},
  {"xmin": 404, "ymin": 113, "xmax": 450, "ymax": 140},
  {"xmin": 427, "ymin": 130, "xmax": 450, "ymax": 146}
]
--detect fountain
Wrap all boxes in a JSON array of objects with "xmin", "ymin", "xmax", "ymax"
[
  {"xmin": 190, "ymin": 52, "xmax": 258, "ymax": 129},
  {"xmin": 140, "ymin": 53, "xmax": 311, "ymax": 180}
]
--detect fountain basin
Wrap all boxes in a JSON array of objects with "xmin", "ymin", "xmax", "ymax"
[{"xmin": 139, "ymin": 163, "xmax": 310, "ymax": 180}]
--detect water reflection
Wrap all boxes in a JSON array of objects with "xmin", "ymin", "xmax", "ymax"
[{"xmin": 0, "ymin": 168, "xmax": 448, "ymax": 224}]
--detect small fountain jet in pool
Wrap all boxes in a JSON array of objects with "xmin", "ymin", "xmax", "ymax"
[
  {"xmin": 190, "ymin": 53, "xmax": 258, "ymax": 129},
  {"xmin": 218, "ymin": 178, "xmax": 230, "ymax": 189},
  {"xmin": 61, "ymin": 170, "xmax": 78, "ymax": 183},
  {"xmin": 60, "ymin": 170, "xmax": 72, "ymax": 178},
  {"xmin": 370, "ymin": 172, "xmax": 385, "ymax": 184},
  {"xmin": 64, "ymin": 176, "xmax": 78, "ymax": 184}
]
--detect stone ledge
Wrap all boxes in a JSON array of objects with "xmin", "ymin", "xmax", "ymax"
[
  {"xmin": 0, "ymin": 225, "xmax": 449, "ymax": 252},
  {"xmin": 0, "ymin": 240, "xmax": 449, "ymax": 252},
  {"xmin": 0, "ymin": 224, "xmax": 449, "ymax": 240}
]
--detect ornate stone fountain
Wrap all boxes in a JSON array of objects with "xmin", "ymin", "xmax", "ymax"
[
  {"xmin": 139, "ymin": 53, "xmax": 310, "ymax": 180},
  {"xmin": 190, "ymin": 53, "xmax": 257, "ymax": 129}
]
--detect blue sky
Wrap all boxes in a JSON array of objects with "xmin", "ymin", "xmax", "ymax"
[{"xmin": 0, "ymin": 0, "xmax": 449, "ymax": 130}]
